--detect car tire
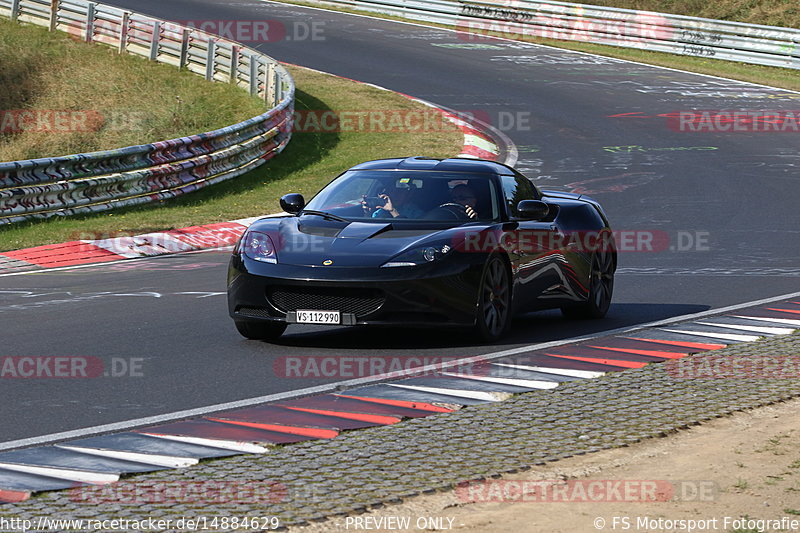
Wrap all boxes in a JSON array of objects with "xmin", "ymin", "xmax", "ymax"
[
  {"xmin": 562, "ymin": 248, "xmax": 614, "ymax": 319},
  {"xmin": 234, "ymin": 320, "xmax": 287, "ymax": 341},
  {"xmin": 474, "ymin": 255, "xmax": 512, "ymax": 342}
]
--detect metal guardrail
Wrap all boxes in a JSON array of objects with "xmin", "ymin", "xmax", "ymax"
[
  {"xmin": 0, "ymin": 0, "xmax": 294, "ymax": 224},
  {"xmin": 302, "ymin": 0, "xmax": 800, "ymax": 69}
]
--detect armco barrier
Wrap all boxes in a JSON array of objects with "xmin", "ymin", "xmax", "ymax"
[
  {"xmin": 0, "ymin": 0, "xmax": 294, "ymax": 224},
  {"xmin": 301, "ymin": 0, "xmax": 800, "ymax": 69}
]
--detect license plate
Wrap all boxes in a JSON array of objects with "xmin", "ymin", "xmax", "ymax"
[{"xmin": 295, "ymin": 310, "xmax": 341, "ymax": 324}]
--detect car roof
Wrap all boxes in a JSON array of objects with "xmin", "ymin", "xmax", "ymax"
[{"xmin": 348, "ymin": 156, "xmax": 516, "ymax": 176}]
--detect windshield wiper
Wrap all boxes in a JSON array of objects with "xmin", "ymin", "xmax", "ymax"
[{"xmin": 300, "ymin": 209, "xmax": 349, "ymax": 222}]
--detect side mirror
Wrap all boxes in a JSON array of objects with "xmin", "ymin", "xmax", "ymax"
[
  {"xmin": 516, "ymin": 200, "xmax": 550, "ymax": 221},
  {"xmin": 280, "ymin": 193, "xmax": 305, "ymax": 214}
]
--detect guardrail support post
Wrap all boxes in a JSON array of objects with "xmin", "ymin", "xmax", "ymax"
[
  {"xmin": 266, "ymin": 62, "xmax": 276, "ymax": 105},
  {"xmin": 118, "ymin": 12, "xmax": 129, "ymax": 54},
  {"xmin": 149, "ymin": 20, "xmax": 161, "ymax": 61},
  {"xmin": 249, "ymin": 55, "xmax": 259, "ymax": 96},
  {"xmin": 179, "ymin": 28, "xmax": 190, "ymax": 68},
  {"xmin": 85, "ymin": 3, "xmax": 95, "ymax": 43},
  {"xmin": 11, "ymin": 0, "xmax": 21, "ymax": 22},
  {"xmin": 206, "ymin": 38, "xmax": 217, "ymax": 81},
  {"xmin": 48, "ymin": 0, "xmax": 59, "ymax": 30},
  {"xmin": 230, "ymin": 45, "xmax": 240, "ymax": 84}
]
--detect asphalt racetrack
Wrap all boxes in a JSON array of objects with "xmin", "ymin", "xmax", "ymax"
[{"xmin": 2, "ymin": 0, "xmax": 798, "ymax": 444}]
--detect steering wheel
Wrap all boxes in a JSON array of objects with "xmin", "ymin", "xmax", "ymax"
[{"xmin": 432, "ymin": 202, "xmax": 470, "ymax": 220}]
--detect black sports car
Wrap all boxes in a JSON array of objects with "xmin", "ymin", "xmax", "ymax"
[{"xmin": 227, "ymin": 157, "xmax": 615, "ymax": 342}]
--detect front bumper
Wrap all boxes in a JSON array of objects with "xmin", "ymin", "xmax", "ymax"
[{"xmin": 227, "ymin": 255, "xmax": 484, "ymax": 328}]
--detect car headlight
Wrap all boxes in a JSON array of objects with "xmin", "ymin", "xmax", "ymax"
[
  {"xmin": 382, "ymin": 244, "xmax": 452, "ymax": 267},
  {"xmin": 241, "ymin": 230, "xmax": 278, "ymax": 263}
]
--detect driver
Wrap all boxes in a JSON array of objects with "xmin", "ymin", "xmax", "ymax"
[
  {"xmin": 450, "ymin": 184, "xmax": 478, "ymax": 219},
  {"xmin": 365, "ymin": 185, "xmax": 424, "ymax": 219}
]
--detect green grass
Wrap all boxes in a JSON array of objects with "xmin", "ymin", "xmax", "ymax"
[
  {"xmin": 0, "ymin": 65, "xmax": 464, "ymax": 251},
  {"xmin": 583, "ymin": 0, "xmax": 799, "ymax": 29},
  {"xmin": 0, "ymin": 18, "xmax": 267, "ymax": 162},
  {"xmin": 732, "ymin": 478, "xmax": 750, "ymax": 490}
]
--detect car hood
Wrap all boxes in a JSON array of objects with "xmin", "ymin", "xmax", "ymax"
[{"xmin": 253, "ymin": 216, "xmax": 488, "ymax": 267}]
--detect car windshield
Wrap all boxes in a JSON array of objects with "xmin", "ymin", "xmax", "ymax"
[{"xmin": 303, "ymin": 170, "xmax": 501, "ymax": 222}]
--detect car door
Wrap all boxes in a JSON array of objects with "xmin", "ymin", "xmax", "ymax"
[{"xmin": 500, "ymin": 173, "xmax": 566, "ymax": 311}]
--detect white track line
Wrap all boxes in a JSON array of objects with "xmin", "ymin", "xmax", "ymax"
[
  {"xmin": 660, "ymin": 329, "xmax": 761, "ymax": 342},
  {"xmin": 491, "ymin": 363, "xmax": 605, "ymax": 379},
  {"xmin": 0, "ymin": 463, "xmax": 118, "ymax": 484},
  {"xmin": 733, "ymin": 315, "xmax": 800, "ymax": 327},
  {"xmin": 696, "ymin": 322, "xmax": 794, "ymax": 335},
  {"xmin": 386, "ymin": 383, "xmax": 512, "ymax": 402},
  {"xmin": 441, "ymin": 372, "xmax": 560, "ymax": 389},
  {"xmin": 139, "ymin": 434, "xmax": 269, "ymax": 454},
  {"xmin": 55, "ymin": 445, "xmax": 198, "ymax": 469}
]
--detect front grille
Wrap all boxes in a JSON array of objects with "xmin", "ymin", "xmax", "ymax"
[
  {"xmin": 267, "ymin": 286, "xmax": 385, "ymax": 317},
  {"xmin": 236, "ymin": 306, "xmax": 273, "ymax": 318}
]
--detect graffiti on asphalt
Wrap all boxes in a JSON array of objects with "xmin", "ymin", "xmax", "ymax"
[
  {"xmin": 602, "ymin": 145, "xmax": 718, "ymax": 153},
  {"xmin": 565, "ymin": 172, "xmax": 660, "ymax": 194},
  {"xmin": 0, "ymin": 290, "xmax": 224, "ymax": 312}
]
